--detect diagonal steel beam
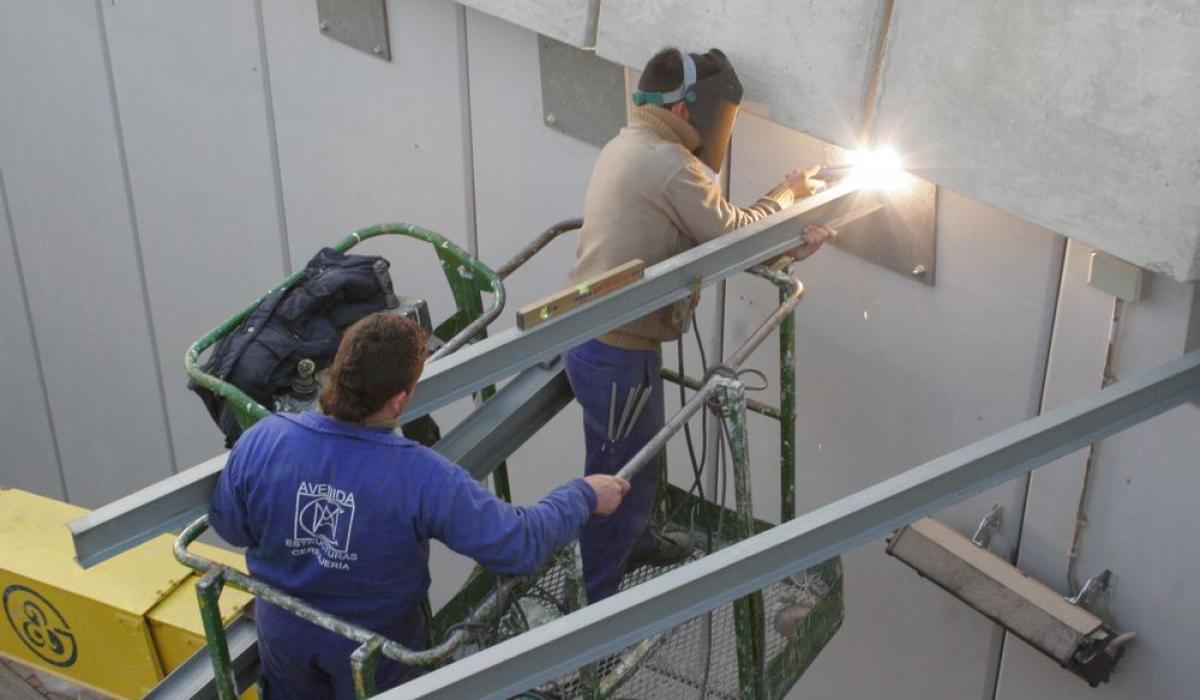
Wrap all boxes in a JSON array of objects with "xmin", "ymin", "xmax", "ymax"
[
  {"xmin": 144, "ymin": 616, "xmax": 258, "ymax": 700},
  {"xmin": 70, "ymin": 182, "xmax": 866, "ymax": 568},
  {"xmin": 434, "ymin": 358, "xmax": 573, "ymax": 480},
  {"xmin": 400, "ymin": 181, "xmax": 864, "ymax": 423},
  {"xmin": 69, "ymin": 454, "xmax": 227, "ymax": 568},
  {"xmin": 384, "ymin": 349, "xmax": 1200, "ymax": 699},
  {"xmin": 69, "ymin": 361, "xmax": 572, "ymax": 568}
]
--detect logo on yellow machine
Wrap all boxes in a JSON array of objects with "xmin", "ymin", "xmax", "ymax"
[{"xmin": 3, "ymin": 584, "xmax": 77, "ymax": 668}]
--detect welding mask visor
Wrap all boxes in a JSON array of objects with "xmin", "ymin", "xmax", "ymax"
[{"xmin": 633, "ymin": 49, "xmax": 743, "ymax": 173}]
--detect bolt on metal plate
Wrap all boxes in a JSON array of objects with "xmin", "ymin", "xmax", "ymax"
[
  {"xmin": 538, "ymin": 35, "xmax": 626, "ymax": 148},
  {"xmin": 316, "ymin": 0, "xmax": 390, "ymax": 62},
  {"xmin": 825, "ymin": 173, "xmax": 938, "ymax": 286}
]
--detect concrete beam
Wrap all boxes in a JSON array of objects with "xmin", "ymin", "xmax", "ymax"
[{"xmin": 872, "ymin": 1, "xmax": 1200, "ymax": 281}]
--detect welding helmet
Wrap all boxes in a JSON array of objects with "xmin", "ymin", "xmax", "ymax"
[{"xmin": 632, "ymin": 49, "xmax": 743, "ymax": 173}]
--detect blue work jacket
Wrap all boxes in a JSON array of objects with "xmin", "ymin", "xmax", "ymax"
[{"xmin": 208, "ymin": 411, "xmax": 595, "ymax": 638}]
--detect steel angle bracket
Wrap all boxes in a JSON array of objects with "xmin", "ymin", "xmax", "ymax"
[
  {"xmin": 539, "ymin": 35, "xmax": 625, "ymax": 148},
  {"xmin": 317, "ymin": 0, "xmax": 390, "ymax": 61}
]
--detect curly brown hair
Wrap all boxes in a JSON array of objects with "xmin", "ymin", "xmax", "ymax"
[{"xmin": 319, "ymin": 312, "xmax": 427, "ymax": 423}]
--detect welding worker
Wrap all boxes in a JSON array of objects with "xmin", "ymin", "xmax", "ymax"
[
  {"xmin": 564, "ymin": 47, "xmax": 833, "ymax": 603},
  {"xmin": 208, "ymin": 312, "xmax": 630, "ymax": 699}
]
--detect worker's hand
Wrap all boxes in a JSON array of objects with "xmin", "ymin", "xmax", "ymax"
[
  {"xmin": 584, "ymin": 475, "xmax": 631, "ymax": 516},
  {"xmin": 783, "ymin": 165, "xmax": 826, "ymax": 199},
  {"xmin": 788, "ymin": 224, "xmax": 836, "ymax": 261}
]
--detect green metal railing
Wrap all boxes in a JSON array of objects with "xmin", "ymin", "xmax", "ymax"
[{"xmin": 175, "ymin": 517, "xmax": 524, "ymax": 699}]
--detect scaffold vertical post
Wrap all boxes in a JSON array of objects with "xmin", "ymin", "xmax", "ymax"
[
  {"xmin": 352, "ymin": 635, "xmax": 385, "ymax": 699},
  {"xmin": 195, "ymin": 566, "xmax": 238, "ymax": 700},
  {"xmin": 717, "ymin": 377, "xmax": 767, "ymax": 699}
]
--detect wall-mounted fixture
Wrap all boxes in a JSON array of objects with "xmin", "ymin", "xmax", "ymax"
[
  {"xmin": 316, "ymin": 0, "xmax": 390, "ymax": 61},
  {"xmin": 887, "ymin": 517, "xmax": 1131, "ymax": 687},
  {"xmin": 1088, "ymin": 250, "xmax": 1147, "ymax": 303}
]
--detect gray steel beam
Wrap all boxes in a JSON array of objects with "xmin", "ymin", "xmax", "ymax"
[
  {"xmin": 144, "ymin": 616, "xmax": 258, "ymax": 700},
  {"xmin": 69, "ymin": 362, "xmax": 574, "ymax": 567},
  {"xmin": 69, "ymin": 453, "xmax": 227, "ymax": 568},
  {"xmin": 434, "ymin": 358, "xmax": 573, "ymax": 480},
  {"xmin": 401, "ymin": 182, "xmax": 864, "ymax": 423},
  {"xmin": 70, "ymin": 182, "xmax": 866, "ymax": 567},
  {"xmin": 384, "ymin": 349, "xmax": 1200, "ymax": 699}
]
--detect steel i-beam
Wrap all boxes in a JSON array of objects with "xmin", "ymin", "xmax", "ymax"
[
  {"xmin": 68, "ymin": 361, "xmax": 573, "ymax": 568},
  {"xmin": 400, "ymin": 181, "xmax": 864, "ymax": 423}
]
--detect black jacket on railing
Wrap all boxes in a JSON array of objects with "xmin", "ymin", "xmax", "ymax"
[{"xmin": 190, "ymin": 247, "xmax": 398, "ymax": 447}]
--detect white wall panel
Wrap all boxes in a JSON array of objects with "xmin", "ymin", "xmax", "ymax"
[
  {"xmin": 465, "ymin": 9, "xmax": 597, "ymax": 335},
  {"xmin": 997, "ymin": 267, "xmax": 1200, "ymax": 698},
  {"xmin": 0, "ymin": 1, "xmax": 175, "ymax": 507},
  {"xmin": 461, "ymin": 7, "xmax": 594, "ymax": 506},
  {"xmin": 726, "ymin": 112, "xmax": 1065, "ymax": 698},
  {"xmin": 873, "ymin": 0, "xmax": 1200, "ymax": 281},
  {"xmin": 262, "ymin": 0, "xmax": 471, "ymax": 336},
  {"xmin": 0, "ymin": 173, "xmax": 63, "ymax": 500},
  {"xmin": 262, "ymin": 3, "xmax": 480, "ymax": 577},
  {"xmin": 456, "ymin": 0, "xmax": 595, "ymax": 48},
  {"xmin": 1003, "ymin": 242, "xmax": 1113, "ymax": 593},
  {"xmin": 596, "ymin": 0, "xmax": 887, "ymax": 147},
  {"xmin": 100, "ymin": 0, "xmax": 288, "ymax": 466}
]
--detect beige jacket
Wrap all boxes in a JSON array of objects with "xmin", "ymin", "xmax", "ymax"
[{"xmin": 568, "ymin": 105, "xmax": 794, "ymax": 350}]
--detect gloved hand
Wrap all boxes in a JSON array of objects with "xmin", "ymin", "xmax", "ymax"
[
  {"xmin": 783, "ymin": 164, "xmax": 827, "ymax": 198},
  {"xmin": 787, "ymin": 224, "xmax": 836, "ymax": 262}
]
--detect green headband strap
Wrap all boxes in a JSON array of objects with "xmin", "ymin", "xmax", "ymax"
[{"xmin": 632, "ymin": 50, "xmax": 697, "ymax": 106}]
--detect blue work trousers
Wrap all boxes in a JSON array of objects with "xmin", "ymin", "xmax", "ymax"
[
  {"xmin": 564, "ymin": 339, "xmax": 665, "ymax": 602},
  {"xmin": 256, "ymin": 601, "xmax": 424, "ymax": 699}
]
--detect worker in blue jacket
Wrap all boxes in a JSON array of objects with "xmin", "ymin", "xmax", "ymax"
[{"xmin": 209, "ymin": 312, "xmax": 630, "ymax": 699}]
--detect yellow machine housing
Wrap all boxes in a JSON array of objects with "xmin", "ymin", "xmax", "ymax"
[{"xmin": 0, "ymin": 488, "xmax": 252, "ymax": 698}]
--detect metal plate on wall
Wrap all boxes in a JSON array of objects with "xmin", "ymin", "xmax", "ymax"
[
  {"xmin": 317, "ymin": 0, "xmax": 390, "ymax": 61},
  {"xmin": 827, "ymin": 174, "xmax": 938, "ymax": 285},
  {"xmin": 538, "ymin": 35, "xmax": 625, "ymax": 148}
]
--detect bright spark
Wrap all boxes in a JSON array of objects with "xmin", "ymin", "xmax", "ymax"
[{"xmin": 847, "ymin": 147, "xmax": 907, "ymax": 192}]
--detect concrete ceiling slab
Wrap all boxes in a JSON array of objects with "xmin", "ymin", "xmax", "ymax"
[
  {"xmin": 595, "ymin": 0, "xmax": 888, "ymax": 147},
  {"xmin": 871, "ymin": 0, "xmax": 1200, "ymax": 281},
  {"xmin": 456, "ymin": 0, "xmax": 597, "ymax": 47}
]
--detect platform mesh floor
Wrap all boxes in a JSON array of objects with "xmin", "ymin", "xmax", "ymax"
[{"xmin": 492, "ymin": 540, "xmax": 830, "ymax": 699}]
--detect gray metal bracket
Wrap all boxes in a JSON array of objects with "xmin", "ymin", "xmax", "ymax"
[
  {"xmin": 1068, "ymin": 569, "xmax": 1113, "ymax": 609},
  {"xmin": 826, "ymin": 176, "xmax": 938, "ymax": 286},
  {"xmin": 539, "ymin": 35, "xmax": 625, "ymax": 148},
  {"xmin": 317, "ymin": 0, "xmax": 390, "ymax": 61},
  {"xmin": 971, "ymin": 503, "xmax": 1003, "ymax": 549}
]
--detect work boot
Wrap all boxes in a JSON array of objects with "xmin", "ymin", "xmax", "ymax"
[{"xmin": 625, "ymin": 529, "xmax": 695, "ymax": 573}]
